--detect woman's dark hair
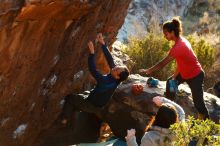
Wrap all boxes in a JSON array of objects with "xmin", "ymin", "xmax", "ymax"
[
  {"xmin": 152, "ymin": 104, "xmax": 178, "ymax": 128},
  {"xmin": 163, "ymin": 16, "xmax": 183, "ymax": 37},
  {"xmin": 118, "ymin": 66, "xmax": 130, "ymax": 82}
]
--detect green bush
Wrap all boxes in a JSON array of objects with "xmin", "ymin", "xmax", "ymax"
[
  {"xmin": 124, "ymin": 33, "xmax": 215, "ymax": 80},
  {"xmin": 186, "ymin": 35, "xmax": 215, "ymax": 73},
  {"xmin": 124, "ymin": 33, "xmax": 175, "ymax": 80},
  {"xmin": 170, "ymin": 116, "xmax": 220, "ymax": 146}
]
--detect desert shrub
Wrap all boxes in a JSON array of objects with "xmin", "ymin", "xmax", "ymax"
[
  {"xmin": 124, "ymin": 33, "xmax": 174, "ymax": 80},
  {"xmin": 187, "ymin": 35, "xmax": 215, "ymax": 73},
  {"xmin": 170, "ymin": 116, "xmax": 220, "ymax": 146}
]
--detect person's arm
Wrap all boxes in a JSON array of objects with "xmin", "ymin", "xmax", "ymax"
[
  {"xmin": 172, "ymin": 65, "xmax": 179, "ymax": 80},
  {"xmin": 139, "ymin": 54, "xmax": 174, "ymax": 75},
  {"xmin": 126, "ymin": 136, "xmax": 139, "ymax": 146},
  {"xmin": 126, "ymin": 132, "xmax": 155, "ymax": 146},
  {"xmin": 125, "ymin": 129, "xmax": 138, "ymax": 146},
  {"xmin": 140, "ymin": 132, "xmax": 155, "ymax": 146},
  {"xmin": 88, "ymin": 41, "xmax": 103, "ymax": 82},
  {"xmin": 96, "ymin": 33, "xmax": 116, "ymax": 69},
  {"xmin": 153, "ymin": 96, "xmax": 185, "ymax": 122},
  {"xmin": 101, "ymin": 44, "xmax": 116, "ymax": 68}
]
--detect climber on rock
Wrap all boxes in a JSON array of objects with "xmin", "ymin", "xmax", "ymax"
[{"xmin": 60, "ymin": 33, "xmax": 130, "ymax": 125}]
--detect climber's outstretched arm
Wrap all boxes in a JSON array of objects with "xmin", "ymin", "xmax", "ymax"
[{"xmin": 96, "ymin": 33, "xmax": 116, "ymax": 69}]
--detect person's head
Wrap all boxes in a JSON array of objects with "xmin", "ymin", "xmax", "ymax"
[
  {"xmin": 152, "ymin": 104, "xmax": 178, "ymax": 128},
  {"xmin": 163, "ymin": 17, "xmax": 183, "ymax": 41},
  {"xmin": 110, "ymin": 66, "xmax": 129, "ymax": 82}
]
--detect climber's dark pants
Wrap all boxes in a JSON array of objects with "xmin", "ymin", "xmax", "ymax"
[
  {"xmin": 165, "ymin": 71, "xmax": 210, "ymax": 119},
  {"xmin": 60, "ymin": 92, "xmax": 102, "ymax": 120},
  {"xmin": 213, "ymin": 81, "xmax": 220, "ymax": 97}
]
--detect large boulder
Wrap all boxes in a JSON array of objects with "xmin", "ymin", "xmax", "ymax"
[{"xmin": 0, "ymin": 1, "xmax": 132, "ymax": 146}]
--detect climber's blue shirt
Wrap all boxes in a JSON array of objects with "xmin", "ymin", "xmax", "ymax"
[{"xmin": 87, "ymin": 44, "xmax": 120, "ymax": 107}]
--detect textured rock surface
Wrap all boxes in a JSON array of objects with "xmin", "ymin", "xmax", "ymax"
[
  {"xmin": 117, "ymin": 0, "xmax": 210, "ymax": 41},
  {"xmin": 0, "ymin": 1, "xmax": 131, "ymax": 146},
  {"xmin": 117, "ymin": 0, "xmax": 194, "ymax": 41}
]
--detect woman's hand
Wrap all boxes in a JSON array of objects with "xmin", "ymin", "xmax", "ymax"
[
  {"xmin": 88, "ymin": 41, "xmax": 95, "ymax": 54},
  {"xmin": 139, "ymin": 68, "xmax": 152, "ymax": 75},
  {"xmin": 153, "ymin": 96, "xmax": 163, "ymax": 106},
  {"xmin": 125, "ymin": 129, "xmax": 136, "ymax": 140}
]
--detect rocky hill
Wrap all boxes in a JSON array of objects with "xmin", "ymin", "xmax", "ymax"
[{"xmin": 117, "ymin": 0, "xmax": 201, "ymax": 41}]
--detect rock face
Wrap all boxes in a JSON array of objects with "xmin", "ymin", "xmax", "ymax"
[
  {"xmin": 117, "ymin": 0, "xmax": 196, "ymax": 41},
  {"xmin": 0, "ymin": 1, "xmax": 131, "ymax": 146}
]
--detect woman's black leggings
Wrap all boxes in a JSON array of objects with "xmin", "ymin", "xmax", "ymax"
[{"xmin": 165, "ymin": 71, "xmax": 209, "ymax": 119}]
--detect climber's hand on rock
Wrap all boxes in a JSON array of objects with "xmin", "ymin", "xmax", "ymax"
[
  {"xmin": 96, "ymin": 33, "xmax": 105, "ymax": 45},
  {"xmin": 88, "ymin": 41, "xmax": 95, "ymax": 54}
]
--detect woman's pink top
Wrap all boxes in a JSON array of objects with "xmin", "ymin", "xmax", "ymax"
[{"xmin": 169, "ymin": 37, "xmax": 202, "ymax": 79}]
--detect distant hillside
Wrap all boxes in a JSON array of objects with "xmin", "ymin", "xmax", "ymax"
[{"xmin": 117, "ymin": 0, "xmax": 195, "ymax": 42}]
